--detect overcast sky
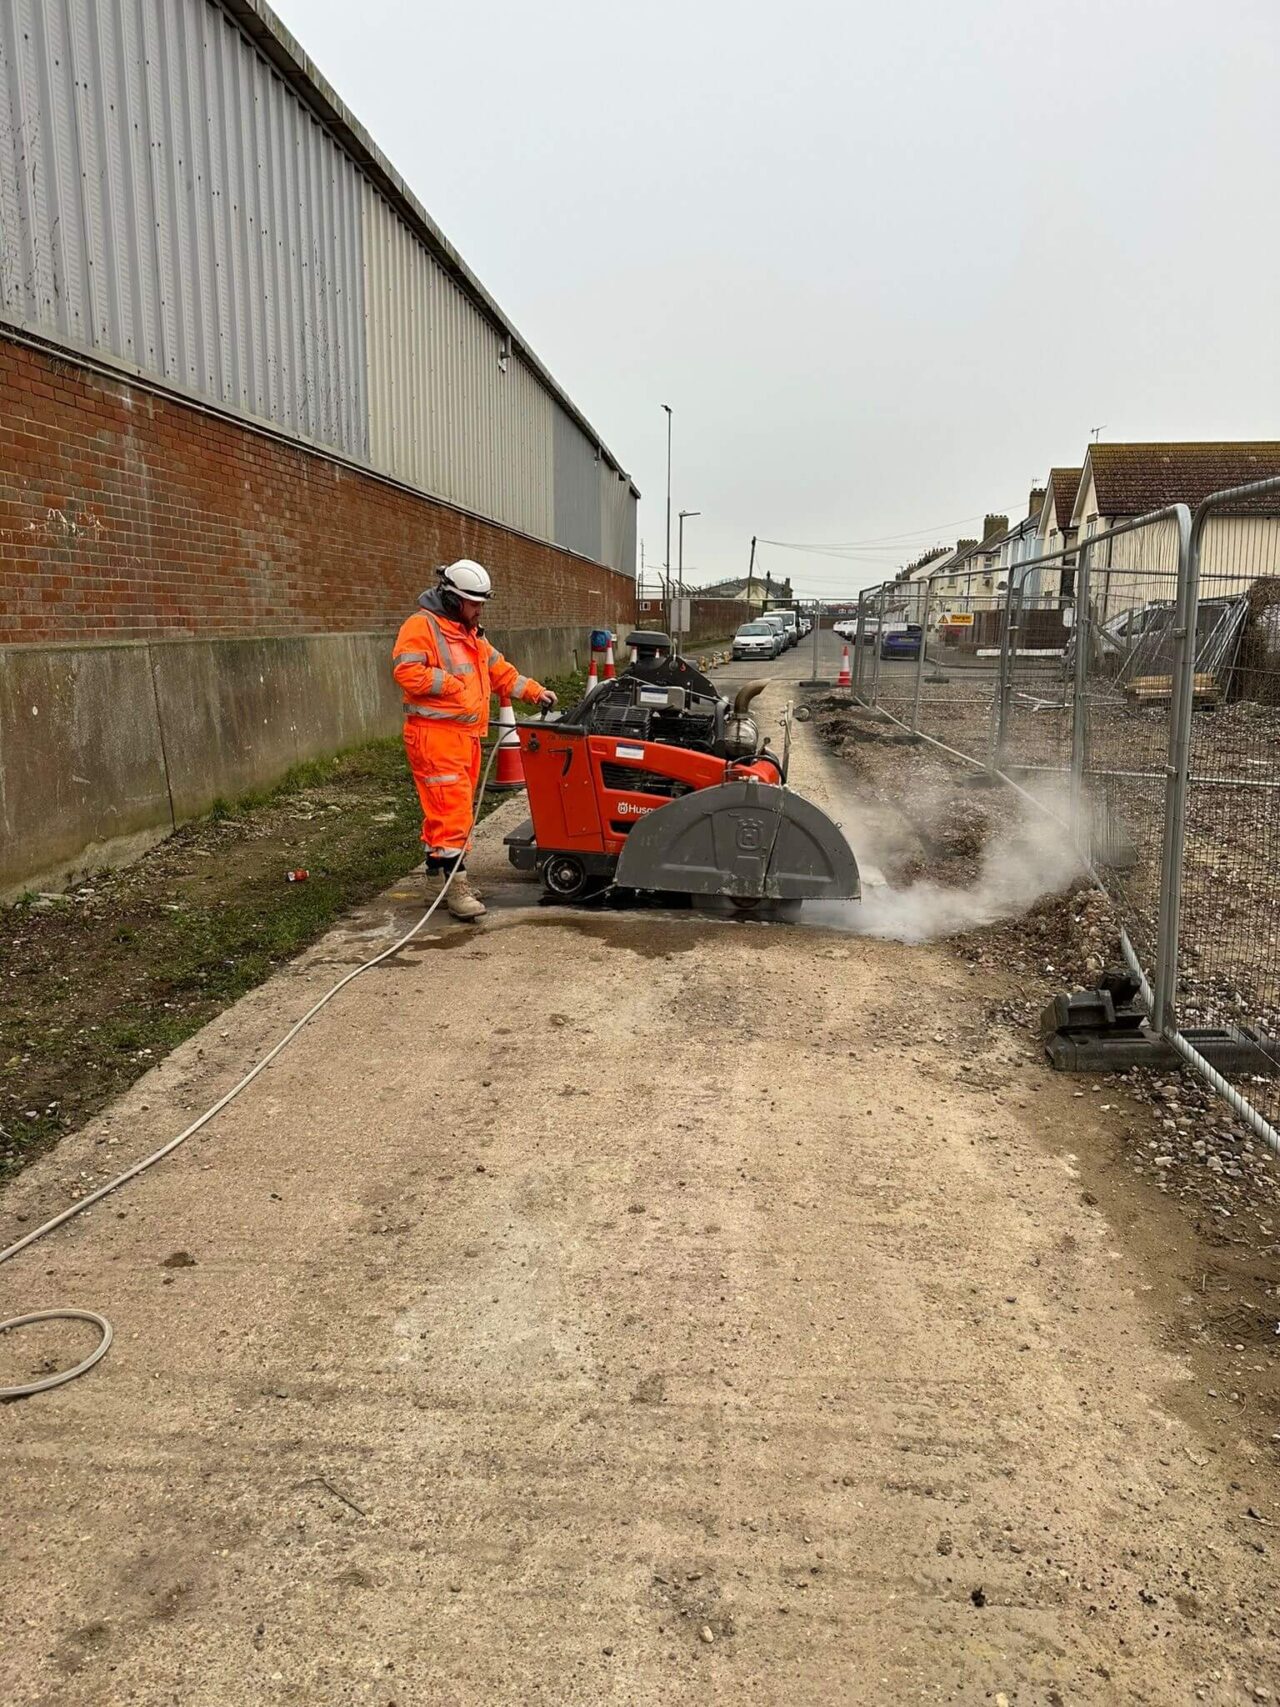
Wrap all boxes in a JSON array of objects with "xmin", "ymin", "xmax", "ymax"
[{"xmin": 276, "ymin": 0, "xmax": 1279, "ymax": 597}]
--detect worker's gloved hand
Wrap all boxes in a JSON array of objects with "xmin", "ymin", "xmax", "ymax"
[{"xmin": 537, "ymin": 691, "xmax": 558, "ymax": 710}]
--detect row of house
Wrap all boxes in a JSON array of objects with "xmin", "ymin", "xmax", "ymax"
[{"xmin": 905, "ymin": 444, "xmax": 1280, "ymax": 624}]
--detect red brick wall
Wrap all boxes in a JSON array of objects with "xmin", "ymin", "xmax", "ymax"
[{"xmin": 0, "ymin": 335, "xmax": 636, "ymax": 645}]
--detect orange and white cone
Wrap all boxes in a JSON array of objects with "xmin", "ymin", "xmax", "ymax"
[
  {"xmin": 604, "ymin": 637, "xmax": 617, "ymax": 679},
  {"xmin": 491, "ymin": 696, "xmax": 526, "ymax": 791},
  {"xmin": 837, "ymin": 644, "xmax": 852, "ymax": 687},
  {"xmin": 586, "ymin": 650, "xmax": 600, "ymax": 692}
]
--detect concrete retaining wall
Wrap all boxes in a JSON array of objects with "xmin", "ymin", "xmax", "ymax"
[
  {"xmin": 0, "ymin": 643, "xmax": 174, "ymax": 897},
  {"xmin": 0, "ymin": 622, "xmax": 586, "ymax": 899}
]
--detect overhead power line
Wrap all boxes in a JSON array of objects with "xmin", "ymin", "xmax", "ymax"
[{"xmin": 756, "ymin": 503, "xmax": 1025, "ymax": 554}]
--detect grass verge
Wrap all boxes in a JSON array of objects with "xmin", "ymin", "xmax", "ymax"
[{"xmin": 0, "ymin": 667, "xmax": 585, "ymax": 1181}]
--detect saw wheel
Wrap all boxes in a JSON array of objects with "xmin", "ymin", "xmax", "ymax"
[{"xmin": 541, "ymin": 854, "xmax": 589, "ymax": 899}]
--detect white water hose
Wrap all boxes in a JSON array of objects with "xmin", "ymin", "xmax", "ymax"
[{"xmin": 0, "ymin": 735, "xmax": 510, "ymax": 1400}]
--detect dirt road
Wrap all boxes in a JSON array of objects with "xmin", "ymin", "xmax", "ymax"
[{"xmin": 2, "ymin": 660, "xmax": 1277, "ymax": 1705}]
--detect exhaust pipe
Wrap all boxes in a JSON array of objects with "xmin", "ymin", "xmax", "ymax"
[{"xmin": 725, "ymin": 680, "xmax": 769, "ymax": 759}]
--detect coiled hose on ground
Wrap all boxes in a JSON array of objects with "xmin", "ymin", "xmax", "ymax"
[{"xmin": 0, "ymin": 734, "xmax": 509, "ymax": 1400}]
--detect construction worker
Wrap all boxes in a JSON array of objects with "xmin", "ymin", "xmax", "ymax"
[{"xmin": 392, "ymin": 560, "xmax": 556, "ymax": 919}]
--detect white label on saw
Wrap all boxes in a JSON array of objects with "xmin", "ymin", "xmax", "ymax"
[{"xmin": 615, "ymin": 744, "xmax": 646, "ymax": 760}]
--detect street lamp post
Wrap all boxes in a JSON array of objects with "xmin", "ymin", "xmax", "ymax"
[
  {"xmin": 677, "ymin": 508, "xmax": 700, "ymax": 655},
  {"xmin": 662, "ymin": 404, "xmax": 673, "ymax": 638}
]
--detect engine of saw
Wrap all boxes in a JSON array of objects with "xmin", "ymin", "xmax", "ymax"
[{"xmin": 504, "ymin": 633, "xmax": 860, "ymax": 906}]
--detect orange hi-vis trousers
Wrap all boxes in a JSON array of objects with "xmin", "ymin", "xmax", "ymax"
[{"xmin": 403, "ymin": 722, "xmax": 482, "ymax": 859}]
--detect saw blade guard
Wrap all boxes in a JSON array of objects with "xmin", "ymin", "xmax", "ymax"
[{"xmin": 613, "ymin": 777, "xmax": 860, "ymax": 901}]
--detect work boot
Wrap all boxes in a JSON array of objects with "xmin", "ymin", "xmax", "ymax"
[
  {"xmin": 445, "ymin": 873, "xmax": 487, "ymax": 920},
  {"xmin": 425, "ymin": 869, "xmax": 486, "ymax": 920}
]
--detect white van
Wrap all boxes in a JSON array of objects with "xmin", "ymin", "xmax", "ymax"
[{"xmin": 768, "ymin": 608, "xmax": 800, "ymax": 647}]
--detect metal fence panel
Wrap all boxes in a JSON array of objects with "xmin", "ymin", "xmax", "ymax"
[
  {"xmin": 1071, "ymin": 517, "xmax": 1185, "ymax": 982},
  {"xmin": 0, "ymin": 0, "xmax": 369, "ymax": 457},
  {"xmin": 864, "ymin": 567, "xmax": 1008, "ymax": 765},
  {"xmin": 1174, "ymin": 485, "xmax": 1280, "ymax": 1132}
]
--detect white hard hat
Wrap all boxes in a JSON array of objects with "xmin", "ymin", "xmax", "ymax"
[{"xmin": 439, "ymin": 558, "xmax": 492, "ymax": 602}]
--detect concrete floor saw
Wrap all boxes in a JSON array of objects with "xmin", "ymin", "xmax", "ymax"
[{"xmin": 504, "ymin": 631, "xmax": 860, "ymax": 909}]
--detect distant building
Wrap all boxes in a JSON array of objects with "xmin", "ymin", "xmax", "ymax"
[
  {"xmin": 1031, "ymin": 468, "xmax": 1083, "ymax": 596},
  {"xmin": 693, "ymin": 574, "xmax": 793, "ymax": 609},
  {"xmin": 926, "ymin": 514, "xmax": 1008, "ymax": 612}
]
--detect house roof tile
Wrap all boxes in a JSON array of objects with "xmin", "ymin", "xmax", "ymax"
[
  {"xmin": 1048, "ymin": 467, "xmax": 1082, "ymax": 530},
  {"xmin": 1088, "ymin": 444, "xmax": 1280, "ymax": 517}
]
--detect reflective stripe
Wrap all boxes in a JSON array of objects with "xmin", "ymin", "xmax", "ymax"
[
  {"xmin": 403, "ymin": 704, "xmax": 480, "ymax": 724},
  {"xmin": 430, "ymin": 667, "xmax": 447, "ymax": 694},
  {"xmin": 455, "ymin": 662, "xmax": 474, "ymax": 675},
  {"xmin": 421, "ymin": 611, "xmax": 456, "ymax": 673},
  {"xmin": 394, "ymin": 650, "xmax": 429, "ymax": 665},
  {"xmin": 513, "ymin": 674, "xmax": 530, "ymax": 696},
  {"xmin": 420, "ymin": 773, "xmax": 461, "ymax": 784}
]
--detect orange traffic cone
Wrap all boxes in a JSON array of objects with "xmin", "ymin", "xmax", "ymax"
[
  {"xmin": 604, "ymin": 636, "xmax": 617, "ymax": 679},
  {"xmin": 491, "ymin": 696, "xmax": 525, "ymax": 791},
  {"xmin": 586, "ymin": 650, "xmax": 600, "ymax": 692},
  {"xmin": 837, "ymin": 644, "xmax": 852, "ymax": 687}
]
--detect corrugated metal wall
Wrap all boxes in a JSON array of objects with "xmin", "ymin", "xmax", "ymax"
[
  {"xmin": 362, "ymin": 185, "xmax": 553, "ymax": 540},
  {"xmin": 600, "ymin": 463, "xmax": 633, "ymax": 579},
  {"xmin": 553, "ymin": 407, "xmax": 602, "ymax": 562},
  {"xmin": 0, "ymin": 0, "xmax": 634, "ymax": 571},
  {"xmin": 0, "ymin": 0, "xmax": 368, "ymax": 457}
]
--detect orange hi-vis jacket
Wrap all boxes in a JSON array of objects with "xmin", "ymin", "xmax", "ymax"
[
  {"xmin": 392, "ymin": 598, "xmax": 545, "ymax": 740},
  {"xmin": 392, "ymin": 595, "xmax": 546, "ymax": 856}
]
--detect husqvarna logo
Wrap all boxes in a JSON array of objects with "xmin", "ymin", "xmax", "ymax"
[
  {"xmin": 734, "ymin": 816, "xmax": 766, "ymax": 851},
  {"xmin": 617, "ymin": 801, "xmax": 654, "ymax": 817}
]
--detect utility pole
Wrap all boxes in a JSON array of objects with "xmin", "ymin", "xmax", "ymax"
[{"xmin": 746, "ymin": 535, "xmax": 757, "ymax": 609}]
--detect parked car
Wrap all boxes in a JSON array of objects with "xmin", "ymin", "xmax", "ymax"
[
  {"xmin": 758, "ymin": 612, "xmax": 789, "ymax": 650},
  {"xmin": 879, "ymin": 624, "xmax": 923, "ymax": 660},
  {"xmin": 834, "ymin": 616, "xmax": 879, "ymax": 642},
  {"xmin": 732, "ymin": 621, "xmax": 784, "ymax": 660}
]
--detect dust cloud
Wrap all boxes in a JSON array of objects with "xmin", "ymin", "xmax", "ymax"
[{"xmin": 813, "ymin": 784, "xmax": 1085, "ymax": 944}]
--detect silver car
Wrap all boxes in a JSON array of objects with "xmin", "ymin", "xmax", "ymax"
[
  {"xmin": 758, "ymin": 613, "xmax": 789, "ymax": 651},
  {"xmin": 732, "ymin": 621, "xmax": 783, "ymax": 660}
]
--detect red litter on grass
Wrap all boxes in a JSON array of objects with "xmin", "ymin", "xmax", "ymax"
[{"xmin": 286, "ymin": 869, "xmax": 310, "ymax": 883}]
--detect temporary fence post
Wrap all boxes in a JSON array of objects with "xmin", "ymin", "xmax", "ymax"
[
  {"xmin": 1152, "ymin": 504, "xmax": 1197, "ymax": 1035},
  {"xmin": 992, "ymin": 566, "xmax": 1021, "ymax": 768},
  {"xmin": 911, "ymin": 573, "xmax": 933, "ymax": 735},
  {"xmin": 853, "ymin": 593, "xmax": 868, "ymax": 692},
  {"xmin": 870, "ymin": 584, "xmax": 887, "ymax": 707},
  {"xmin": 1069, "ymin": 538, "xmax": 1092, "ymax": 841}
]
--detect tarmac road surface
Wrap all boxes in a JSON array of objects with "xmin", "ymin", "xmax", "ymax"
[{"xmin": 1, "ymin": 673, "xmax": 1277, "ymax": 1705}]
